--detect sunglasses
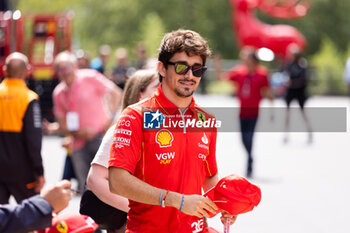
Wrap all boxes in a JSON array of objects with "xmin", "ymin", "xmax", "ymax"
[{"xmin": 167, "ymin": 61, "xmax": 207, "ymax": 78}]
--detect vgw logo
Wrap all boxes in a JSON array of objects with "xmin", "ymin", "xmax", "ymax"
[{"xmin": 143, "ymin": 110, "xmax": 165, "ymax": 129}]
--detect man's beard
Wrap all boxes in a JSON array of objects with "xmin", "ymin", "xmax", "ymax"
[
  {"xmin": 175, "ymin": 87, "xmax": 194, "ymax": 97},
  {"xmin": 174, "ymin": 78, "xmax": 197, "ymax": 97}
]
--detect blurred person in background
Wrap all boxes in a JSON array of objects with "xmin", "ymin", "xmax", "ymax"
[
  {"xmin": 0, "ymin": 180, "xmax": 72, "ymax": 233},
  {"xmin": 283, "ymin": 45, "xmax": 312, "ymax": 143},
  {"xmin": 90, "ymin": 44, "xmax": 111, "ymax": 74},
  {"xmin": 76, "ymin": 49, "xmax": 91, "ymax": 69},
  {"xmin": 135, "ymin": 43, "xmax": 147, "ymax": 69},
  {"xmin": 111, "ymin": 48, "xmax": 135, "ymax": 90},
  {"xmin": 215, "ymin": 46, "xmax": 273, "ymax": 178},
  {"xmin": 81, "ymin": 69, "xmax": 160, "ymax": 233},
  {"xmin": 44, "ymin": 49, "xmax": 92, "ymax": 186},
  {"xmin": 52, "ymin": 51, "xmax": 122, "ymax": 194},
  {"xmin": 0, "ymin": 52, "xmax": 45, "ymax": 204}
]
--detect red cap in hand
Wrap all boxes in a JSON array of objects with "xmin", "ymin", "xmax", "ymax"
[{"xmin": 204, "ymin": 174, "xmax": 261, "ymax": 217}]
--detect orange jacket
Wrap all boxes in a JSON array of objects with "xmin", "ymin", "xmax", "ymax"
[{"xmin": 0, "ymin": 78, "xmax": 43, "ymax": 183}]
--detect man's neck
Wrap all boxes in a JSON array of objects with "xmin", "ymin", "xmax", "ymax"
[
  {"xmin": 247, "ymin": 64, "xmax": 257, "ymax": 74},
  {"xmin": 161, "ymin": 85, "xmax": 192, "ymax": 110}
]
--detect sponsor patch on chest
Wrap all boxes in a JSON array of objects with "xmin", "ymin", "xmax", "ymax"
[{"xmin": 155, "ymin": 152, "xmax": 175, "ymax": 164}]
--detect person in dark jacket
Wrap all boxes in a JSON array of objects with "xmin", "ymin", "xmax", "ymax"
[
  {"xmin": 0, "ymin": 52, "xmax": 45, "ymax": 204},
  {"xmin": 283, "ymin": 46, "xmax": 312, "ymax": 143},
  {"xmin": 0, "ymin": 180, "xmax": 72, "ymax": 233}
]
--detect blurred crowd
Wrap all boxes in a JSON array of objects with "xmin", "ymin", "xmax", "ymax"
[{"xmin": 0, "ymin": 42, "xmax": 158, "ymax": 233}]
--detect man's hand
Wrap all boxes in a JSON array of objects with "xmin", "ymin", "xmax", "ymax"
[
  {"xmin": 41, "ymin": 180, "xmax": 72, "ymax": 213},
  {"xmin": 42, "ymin": 119, "xmax": 60, "ymax": 134},
  {"xmin": 180, "ymin": 195, "xmax": 218, "ymax": 218},
  {"xmin": 34, "ymin": 175, "xmax": 45, "ymax": 193},
  {"xmin": 61, "ymin": 136, "xmax": 73, "ymax": 150},
  {"xmin": 220, "ymin": 210, "xmax": 237, "ymax": 226},
  {"xmin": 73, "ymin": 127, "xmax": 97, "ymax": 141}
]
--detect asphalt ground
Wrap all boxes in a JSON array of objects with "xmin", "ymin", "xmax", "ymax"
[{"xmin": 40, "ymin": 94, "xmax": 350, "ymax": 233}]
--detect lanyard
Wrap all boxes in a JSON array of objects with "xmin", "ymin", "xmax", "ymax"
[{"xmin": 64, "ymin": 80, "xmax": 79, "ymax": 112}]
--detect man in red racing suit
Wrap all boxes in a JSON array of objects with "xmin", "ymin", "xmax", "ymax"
[{"xmin": 109, "ymin": 29, "xmax": 237, "ymax": 233}]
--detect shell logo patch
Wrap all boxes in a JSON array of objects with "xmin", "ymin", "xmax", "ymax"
[
  {"xmin": 155, "ymin": 129, "xmax": 174, "ymax": 147},
  {"xmin": 55, "ymin": 221, "xmax": 68, "ymax": 233}
]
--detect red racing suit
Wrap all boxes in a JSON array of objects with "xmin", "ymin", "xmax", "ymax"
[{"xmin": 109, "ymin": 86, "xmax": 218, "ymax": 233}]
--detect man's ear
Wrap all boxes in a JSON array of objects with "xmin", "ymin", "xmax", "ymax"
[
  {"xmin": 2, "ymin": 65, "xmax": 8, "ymax": 77},
  {"xmin": 26, "ymin": 64, "xmax": 32, "ymax": 76},
  {"xmin": 157, "ymin": 61, "xmax": 166, "ymax": 78}
]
